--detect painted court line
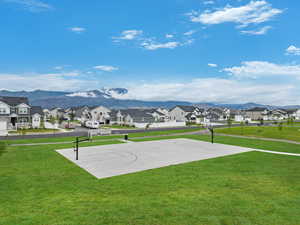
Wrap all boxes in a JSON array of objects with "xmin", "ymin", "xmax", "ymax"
[{"xmin": 255, "ymin": 149, "xmax": 300, "ymax": 156}]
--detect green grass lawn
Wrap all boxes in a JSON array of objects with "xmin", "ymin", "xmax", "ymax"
[
  {"xmin": 102, "ymin": 124, "xmax": 136, "ymax": 129},
  {"xmin": 4, "ymin": 127, "xmax": 201, "ymax": 145},
  {"xmin": 132, "ymin": 134, "xmax": 300, "ymax": 154},
  {"xmin": 1, "ymin": 135, "xmax": 300, "ymax": 225},
  {"xmin": 9, "ymin": 128, "xmax": 59, "ymax": 134},
  {"xmin": 216, "ymin": 126, "xmax": 300, "ymax": 142}
]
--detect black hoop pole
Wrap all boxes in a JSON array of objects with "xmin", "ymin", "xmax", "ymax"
[
  {"xmin": 208, "ymin": 127, "xmax": 214, "ymax": 144},
  {"xmin": 75, "ymin": 137, "xmax": 79, "ymax": 160},
  {"xmin": 74, "ymin": 136, "xmax": 90, "ymax": 161}
]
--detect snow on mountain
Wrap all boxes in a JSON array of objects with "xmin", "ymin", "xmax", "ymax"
[
  {"xmin": 65, "ymin": 88, "xmax": 129, "ymax": 99},
  {"xmin": 66, "ymin": 91, "xmax": 98, "ymax": 98}
]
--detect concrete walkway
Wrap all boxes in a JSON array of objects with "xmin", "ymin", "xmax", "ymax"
[{"xmin": 255, "ymin": 149, "xmax": 300, "ymax": 157}]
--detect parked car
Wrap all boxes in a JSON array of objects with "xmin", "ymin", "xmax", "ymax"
[{"xmin": 84, "ymin": 120, "xmax": 100, "ymax": 129}]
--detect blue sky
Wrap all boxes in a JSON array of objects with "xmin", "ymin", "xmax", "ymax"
[{"xmin": 0, "ymin": 0, "xmax": 300, "ymax": 105}]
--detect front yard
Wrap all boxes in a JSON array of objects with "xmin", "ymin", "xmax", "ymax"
[{"xmin": 8, "ymin": 128, "xmax": 61, "ymax": 134}]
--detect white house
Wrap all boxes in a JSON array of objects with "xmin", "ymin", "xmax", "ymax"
[
  {"xmin": 89, "ymin": 106, "xmax": 111, "ymax": 124},
  {"xmin": 0, "ymin": 96, "xmax": 43, "ymax": 135},
  {"xmin": 31, "ymin": 106, "xmax": 44, "ymax": 129}
]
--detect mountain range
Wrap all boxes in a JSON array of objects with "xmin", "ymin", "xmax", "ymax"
[{"xmin": 0, "ymin": 89, "xmax": 299, "ymax": 110}]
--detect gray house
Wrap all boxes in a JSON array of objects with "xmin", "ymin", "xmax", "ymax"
[
  {"xmin": 245, "ymin": 107, "xmax": 268, "ymax": 120},
  {"xmin": 169, "ymin": 105, "xmax": 204, "ymax": 122},
  {"xmin": 109, "ymin": 108, "xmax": 157, "ymax": 126},
  {"xmin": 0, "ymin": 96, "xmax": 43, "ymax": 133}
]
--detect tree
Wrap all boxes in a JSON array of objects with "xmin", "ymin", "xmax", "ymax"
[
  {"xmin": 227, "ymin": 118, "xmax": 233, "ymax": 128},
  {"xmin": 240, "ymin": 121, "xmax": 245, "ymax": 135},
  {"xmin": 69, "ymin": 111, "xmax": 75, "ymax": 121},
  {"xmin": 290, "ymin": 117, "xmax": 295, "ymax": 126},
  {"xmin": 49, "ymin": 116, "xmax": 57, "ymax": 136},
  {"xmin": 259, "ymin": 118, "xmax": 264, "ymax": 126},
  {"xmin": 278, "ymin": 122, "xmax": 283, "ymax": 131},
  {"xmin": 49, "ymin": 116, "xmax": 56, "ymax": 127},
  {"xmin": 58, "ymin": 116, "xmax": 64, "ymax": 127},
  {"xmin": 20, "ymin": 128, "xmax": 27, "ymax": 136}
]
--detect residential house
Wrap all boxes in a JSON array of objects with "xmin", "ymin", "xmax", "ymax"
[
  {"xmin": 0, "ymin": 96, "xmax": 43, "ymax": 133},
  {"xmin": 169, "ymin": 105, "xmax": 204, "ymax": 123},
  {"xmin": 73, "ymin": 106, "xmax": 91, "ymax": 122},
  {"xmin": 245, "ymin": 107, "xmax": 268, "ymax": 121},
  {"xmin": 263, "ymin": 109, "xmax": 288, "ymax": 121},
  {"xmin": 43, "ymin": 108, "xmax": 51, "ymax": 121},
  {"xmin": 49, "ymin": 107, "xmax": 65, "ymax": 119},
  {"xmin": 230, "ymin": 110, "xmax": 251, "ymax": 122},
  {"xmin": 283, "ymin": 109, "xmax": 300, "ymax": 119},
  {"xmin": 206, "ymin": 108, "xmax": 228, "ymax": 121},
  {"xmin": 31, "ymin": 106, "xmax": 44, "ymax": 129},
  {"xmin": 110, "ymin": 109, "xmax": 156, "ymax": 126},
  {"xmin": 89, "ymin": 106, "xmax": 111, "ymax": 124}
]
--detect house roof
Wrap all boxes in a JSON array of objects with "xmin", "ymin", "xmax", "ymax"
[
  {"xmin": 208, "ymin": 108, "xmax": 224, "ymax": 115},
  {"xmin": 119, "ymin": 109, "xmax": 155, "ymax": 118},
  {"xmin": 0, "ymin": 96, "xmax": 29, "ymax": 106},
  {"xmin": 246, "ymin": 107, "xmax": 267, "ymax": 112},
  {"xmin": 281, "ymin": 109, "xmax": 297, "ymax": 114},
  {"xmin": 172, "ymin": 105, "xmax": 197, "ymax": 112},
  {"xmin": 31, "ymin": 106, "xmax": 44, "ymax": 116}
]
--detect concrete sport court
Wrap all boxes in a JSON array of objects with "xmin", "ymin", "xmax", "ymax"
[{"xmin": 56, "ymin": 139, "xmax": 253, "ymax": 179}]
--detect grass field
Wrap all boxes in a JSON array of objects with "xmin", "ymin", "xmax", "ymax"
[
  {"xmin": 132, "ymin": 134, "xmax": 300, "ymax": 154},
  {"xmin": 3, "ymin": 128, "xmax": 201, "ymax": 145},
  {"xmin": 103, "ymin": 124, "xmax": 136, "ymax": 129},
  {"xmin": 1, "ymin": 134, "xmax": 300, "ymax": 225},
  {"xmin": 216, "ymin": 126, "xmax": 300, "ymax": 142},
  {"xmin": 8, "ymin": 128, "xmax": 59, "ymax": 134}
]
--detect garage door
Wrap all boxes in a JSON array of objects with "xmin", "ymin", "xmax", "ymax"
[{"xmin": 0, "ymin": 121, "xmax": 8, "ymax": 136}]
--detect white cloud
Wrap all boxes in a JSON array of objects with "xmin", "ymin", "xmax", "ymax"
[
  {"xmin": 113, "ymin": 30, "xmax": 143, "ymax": 41},
  {"xmin": 69, "ymin": 27, "xmax": 86, "ymax": 33},
  {"xmin": 0, "ymin": 73, "xmax": 100, "ymax": 91},
  {"xmin": 241, "ymin": 25, "xmax": 272, "ymax": 35},
  {"xmin": 113, "ymin": 30, "xmax": 194, "ymax": 50},
  {"xmin": 116, "ymin": 78, "xmax": 295, "ymax": 105},
  {"xmin": 165, "ymin": 34, "xmax": 174, "ymax": 39},
  {"xmin": 3, "ymin": 0, "xmax": 52, "ymax": 12},
  {"xmin": 286, "ymin": 45, "xmax": 300, "ymax": 56},
  {"xmin": 0, "ymin": 72, "xmax": 299, "ymax": 105},
  {"xmin": 223, "ymin": 61, "xmax": 300, "ymax": 78},
  {"xmin": 54, "ymin": 66, "xmax": 63, "ymax": 70},
  {"xmin": 62, "ymin": 71, "xmax": 80, "ymax": 77},
  {"xmin": 141, "ymin": 41, "xmax": 180, "ymax": 50},
  {"xmin": 93, "ymin": 65, "xmax": 119, "ymax": 72},
  {"xmin": 203, "ymin": 0, "xmax": 215, "ymax": 5},
  {"xmin": 183, "ymin": 30, "xmax": 197, "ymax": 36},
  {"xmin": 188, "ymin": 1, "xmax": 283, "ymax": 27},
  {"xmin": 208, "ymin": 63, "xmax": 218, "ymax": 67}
]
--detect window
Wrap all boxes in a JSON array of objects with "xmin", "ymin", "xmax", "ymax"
[
  {"xmin": 19, "ymin": 118, "xmax": 28, "ymax": 123},
  {"xmin": 0, "ymin": 108, "xmax": 7, "ymax": 114},
  {"xmin": 18, "ymin": 108, "xmax": 28, "ymax": 114}
]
